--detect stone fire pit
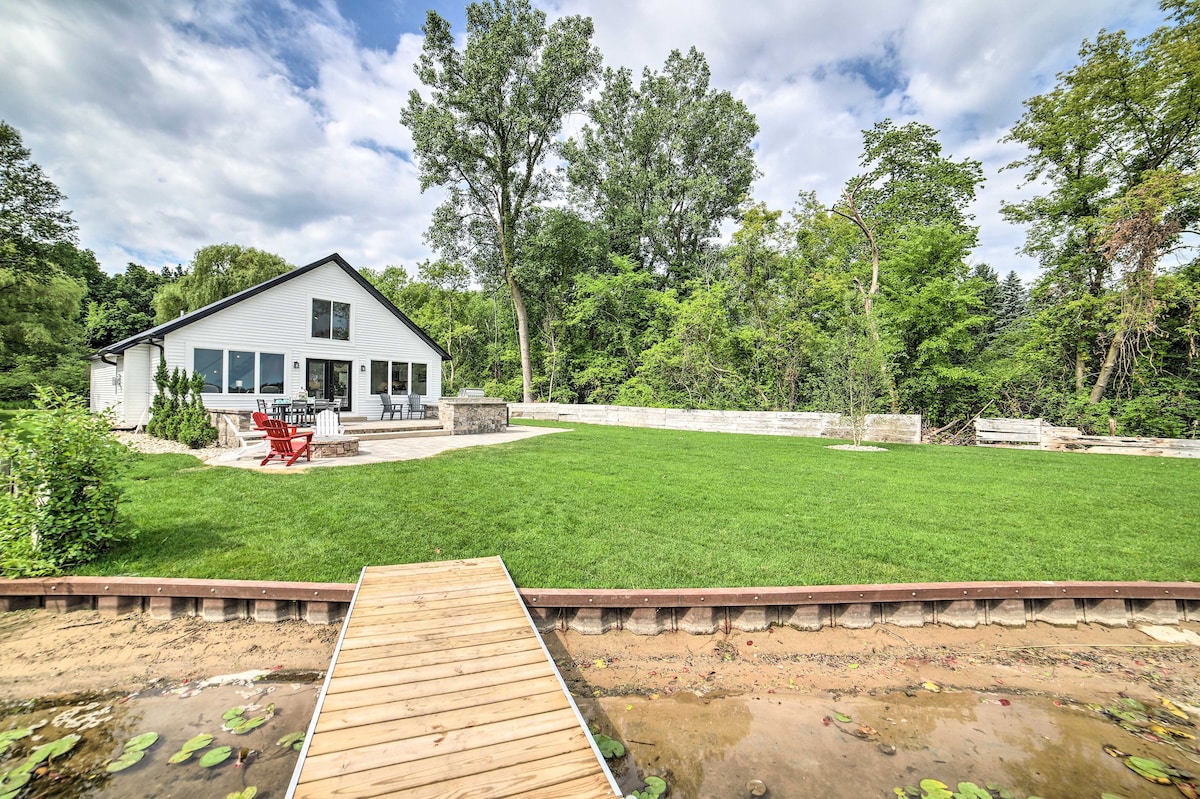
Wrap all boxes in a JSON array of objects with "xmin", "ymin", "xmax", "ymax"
[{"xmin": 310, "ymin": 435, "xmax": 360, "ymax": 459}]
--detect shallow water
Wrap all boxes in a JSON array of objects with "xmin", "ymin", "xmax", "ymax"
[
  {"xmin": 0, "ymin": 679, "xmax": 319, "ymax": 799},
  {"xmin": 594, "ymin": 689, "xmax": 1194, "ymax": 798}
]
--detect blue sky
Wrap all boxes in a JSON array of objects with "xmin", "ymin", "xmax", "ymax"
[{"xmin": 0, "ymin": 1, "xmax": 1165, "ymax": 281}]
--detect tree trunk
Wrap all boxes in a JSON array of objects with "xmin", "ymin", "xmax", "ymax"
[
  {"xmin": 1089, "ymin": 327, "xmax": 1126, "ymax": 403},
  {"xmin": 1074, "ymin": 344, "xmax": 1086, "ymax": 393},
  {"xmin": 507, "ymin": 272, "xmax": 534, "ymax": 402}
]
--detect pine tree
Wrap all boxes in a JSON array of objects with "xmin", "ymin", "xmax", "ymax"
[{"xmin": 998, "ymin": 271, "xmax": 1027, "ymax": 330}]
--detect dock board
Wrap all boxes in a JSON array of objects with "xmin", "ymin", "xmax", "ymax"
[{"xmin": 287, "ymin": 557, "xmax": 621, "ymax": 799}]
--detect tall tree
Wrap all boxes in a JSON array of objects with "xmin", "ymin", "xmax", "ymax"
[
  {"xmin": 562, "ymin": 47, "xmax": 759, "ymax": 284},
  {"xmin": 151, "ymin": 244, "xmax": 291, "ymax": 322},
  {"xmin": 86, "ymin": 263, "xmax": 171, "ymax": 348},
  {"xmin": 0, "ymin": 121, "xmax": 77, "ymax": 282},
  {"xmin": 998, "ymin": 271, "xmax": 1028, "ymax": 331},
  {"xmin": 831, "ymin": 121, "xmax": 984, "ymax": 410},
  {"xmin": 401, "ymin": 0, "xmax": 602, "ymax": 402},
  {"xmin": 1003, "ymin": 0, "xmax": 1200, "ymax": 403}
]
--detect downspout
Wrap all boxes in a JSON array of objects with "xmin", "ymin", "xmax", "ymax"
[{"xmin": 143, "ymin": 339, "xmax": 166, "ymax": 432}]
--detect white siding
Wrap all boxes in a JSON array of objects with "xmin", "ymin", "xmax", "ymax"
[
  {"xmin": 161, "ymin": 260, "xmax": 443, "ymax": 416},
  {"xmin": 89, "ymin": 357, "xmax": 122, "ymax": 422},
  {"xmin": 124, "ymin": 344, "xmax": 155, "ymax": 429}
]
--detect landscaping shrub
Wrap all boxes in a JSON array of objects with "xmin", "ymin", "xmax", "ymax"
[
  {"xmin": 0, "ymin": 387, "xmax": 133, "ymax": 576},
  {"xmin": 145, "ymin": 358, "xmax": 217, "ymax": 448}
]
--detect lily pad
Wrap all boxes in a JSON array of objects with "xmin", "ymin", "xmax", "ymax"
[
  {"xmin": 123, "ymin": 732, "xmax": 159, "ymax": 752},
  {"xmin": 593, "ymin": 733, "xmax": 624, "ymax": 759},
  {"xmin": 106, "ymin": 749, "xmax": 146, "ymax": 773},
  {"xmin": 0, "ymin": 729, "xmax": 32, "ymax": 756},
  {"xmin": 199, "ymin": 746, "xmax": 233, "ymax": 768},
  {"xmin": 167, "ymin": 749, "xmax": 194, "ymax": 764},
  {"xmin": 222, "ymin": 707, "xmax": 246, "ymax": 722},
  {"xmin": 955, "ymin": 783, "xmax": 990, "ymax": 799},
  {"xmin": 28, "ymin": 733, "xmax": 81, "ymax": 764},
  {"xmin": 226, "ymin": 788, "xmax": 258, "ymax": 799},
  {"xmin": 232, "ymin": 717, "xmax": 266, "ymax": 735},
  {"xmin": 276, "ymin": 731, "xmax": 305, "ymax": 749},
  {"xmin": 182, "ymin": 733, "xmax": 214, "ymax": 753},
  {"xmin": 0, "ymin": 772, "xmax": 30, "ymax": 793},
  {"xmin": 833, "ymin": 712, "xmax": 852, "ymax": 723}
]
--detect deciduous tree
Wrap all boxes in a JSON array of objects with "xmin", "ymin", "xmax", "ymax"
[
  {"xmin": 401, "ymin": 0, "xmax": 601, "ymax": 402},
  {"xmin": 563, "ymin": 47, "xmax": 759, "ymax": 284},
  {"xmin": 152, "ymin": 244, "xmax": 290, "ymax": 322}
]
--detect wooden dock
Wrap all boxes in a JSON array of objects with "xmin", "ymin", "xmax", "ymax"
[{"xmin": 287, "ymin": 557, "xmax": 621, "ymax": 798}]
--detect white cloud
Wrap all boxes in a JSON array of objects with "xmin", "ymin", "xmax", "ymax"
[{"xmin": 0, "ymin": 0, "xmax": 1169, "ymax": 282}]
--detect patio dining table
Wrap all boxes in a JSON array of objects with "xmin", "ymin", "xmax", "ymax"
[{"xmin": 270, "ymin": 399, "xmax": 339, "ymax": 426}]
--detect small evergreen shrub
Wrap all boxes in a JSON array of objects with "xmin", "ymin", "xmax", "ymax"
[
  {"xmin": 145, "ymin": 358, "xmax": 218, "ymax": 448},
  {"xmin": 0, "ymin": 387, "xmax": 133, "ymax": 576}
]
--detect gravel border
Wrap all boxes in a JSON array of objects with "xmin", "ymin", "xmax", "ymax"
[{"xmin": 114, "ymin": 431, "xmax": 235, "ymax": 458}]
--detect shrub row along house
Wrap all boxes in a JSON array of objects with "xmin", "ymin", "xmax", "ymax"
[{"xmin": 89, "ymin": 254, "xmax": 450, "ymax": 426}]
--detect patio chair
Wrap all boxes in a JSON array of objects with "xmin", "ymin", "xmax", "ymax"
[
  {"xmin": 259, "ymin": 417, "xmax": 313, "ymax": 467},
  {"xmin": 221, "ymin": 414, "xmax": 269, "ymax": 461},
  {"xmin": 256, "ymin": 399, "xmax": 269, "ymax": 413},
  {"xmin": 314, "ymin": 409, "xmax": 345, "ymax": 436},
  {"xmin": 378, "ymin": 392, "xmax": 401, "ymax": 421},
  {"xmin": 407, "ymin": 392, "xmax": 426, "ymax": 420}
]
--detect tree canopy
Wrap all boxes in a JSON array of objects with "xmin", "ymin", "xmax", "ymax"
[
  {"xmin": 151, "ymin": 244, "xmax": 291, "ymax": 323},
  {"xmin": 401, "ymin": 0, "xmax": 602, "ymax": 402}
]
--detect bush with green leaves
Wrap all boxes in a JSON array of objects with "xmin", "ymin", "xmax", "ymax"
[
  {"xmin": 0, "ymin": 387, "xmax": 133, "ymax": 576},
  {"xmin": 145, "ymin": 358, "xmax": 217, "ymax": 448}
]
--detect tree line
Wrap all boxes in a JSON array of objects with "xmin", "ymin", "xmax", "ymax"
[{"xmin": 1, "ymin": 0, "xmax": 1195, "ymax": 437}]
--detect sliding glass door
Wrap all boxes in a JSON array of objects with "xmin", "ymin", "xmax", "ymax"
[{"xmin": 306, "ymin": 359, "xmax": 352, "ymax": 410}]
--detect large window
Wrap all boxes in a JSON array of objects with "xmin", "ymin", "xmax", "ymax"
[
  {"xmin": 370, "ymin": 361, "xmax": 389, "ymax": 394},
  {"xmin": 259, "ymin": 353, "xmax": 284, "ymax": 394},
  {"xmin": 190, "ymin": 349, "xmax": 283, "ymax": 393},
  {"xmin": 312, "ymin": 298, "xmax": 350, "ymax": 340},
  {"xmin": 194, "ymin": 349, "xmax": 223, "ymax": 394},
  {"xmin": 228, "ymin": 351, "xmax": 254, "ymax": 393},
  {"xmin": 391, "ymin": 361, "xmax": 409, "ymax": 394},
  {"xmin": 370, "ymin": 360, "xmax": 427, "ymax": 394}
]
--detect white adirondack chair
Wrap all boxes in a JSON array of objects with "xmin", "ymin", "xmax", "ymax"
[{"xmin": 314, "ymin": 409, "xmax": 344, "ymax": 436}]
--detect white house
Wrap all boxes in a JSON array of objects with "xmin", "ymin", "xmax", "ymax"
[{"xmin": 89, "ymin": 253, "xmax": 450, "ymax": 427}]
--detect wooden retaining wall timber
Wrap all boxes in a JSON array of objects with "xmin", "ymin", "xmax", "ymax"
[
  {"xmin": 2, "ymin": 577, "xmax": 1198, "ymax": 633},
  {"xmin": 509, "ymin": 403, "xmax": 922, "ymax": 444},
  {"xmin": 974, "ymin": 417, "xmax": 1200, "ymax": 458}
]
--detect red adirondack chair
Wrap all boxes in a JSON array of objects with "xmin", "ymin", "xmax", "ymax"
[{"xmin": 259, "ymin": 417, "xmax": 313, "ymax": 467}]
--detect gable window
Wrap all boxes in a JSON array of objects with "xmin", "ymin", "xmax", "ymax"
[{"xmin": 312, "ymin": 298, "xmax": 350, "ymax": 340}]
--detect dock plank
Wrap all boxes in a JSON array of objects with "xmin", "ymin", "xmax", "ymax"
[{"xmin": 288, "ymin": 557, "xmax": 619, "ymax": 798}]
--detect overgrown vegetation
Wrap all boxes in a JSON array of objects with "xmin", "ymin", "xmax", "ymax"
[
  {"xmin": 0, "ymin": 387, "xmax": 132, "ymax": 576},
  {"xmin": 84, "ymin": 422, "xmax": 1199, "ymax": 587},
  {"xmin": 144, "ymin": 358, "xmax": 217, "ymax": 448}
]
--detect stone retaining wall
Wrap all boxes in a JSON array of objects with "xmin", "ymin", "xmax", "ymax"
[
  {"xmin": 509, "ymin": 403, "xmax": 922, "ymax": 444},
  {"xmin": 4, "ymin": 577, "xmax": 1196, "ymax": 633}
]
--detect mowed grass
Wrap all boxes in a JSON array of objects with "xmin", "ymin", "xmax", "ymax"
[{"xmin": 84, "ymin": 421, "xmax": 1199, "ymax": 588}]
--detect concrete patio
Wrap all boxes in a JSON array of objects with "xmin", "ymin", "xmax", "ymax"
[{"xmin": 207, "ymin": 423, "xmax": 567, "ymax": 470}]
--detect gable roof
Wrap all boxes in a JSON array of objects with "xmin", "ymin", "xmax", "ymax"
[{"xmin": 95, "ymin": 253, "xmax": 451, "ymax": 361}]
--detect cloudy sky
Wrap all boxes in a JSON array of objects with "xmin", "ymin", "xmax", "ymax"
[{"xmin": 0, "ymin": 0, "xmax": 1165, "ymax": 281}]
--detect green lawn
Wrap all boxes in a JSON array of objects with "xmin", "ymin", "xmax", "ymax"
[{"xmin": 83, "ymin": 421, "xmax": 1199, "ymax": 588}]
